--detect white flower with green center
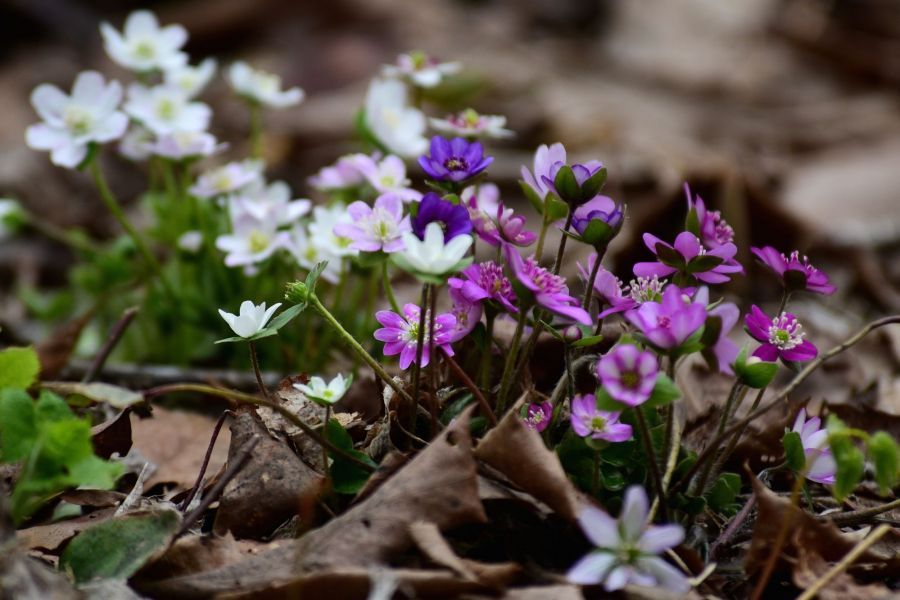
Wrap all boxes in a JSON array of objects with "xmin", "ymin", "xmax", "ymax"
[
  {"xmin": 218, "ymin": 300, "xmax": 281, "ymax": 338},
  {"xmin": 294, "ymin": 374, "xmax": 352, "ymax": 406},
  {"xmin": 164, "ymin": 58, "xmax": 217, "ymax": 99},
  {"xmin": 429, "ymin": 108, "xmax": 514, "ymax": 139},
  {"xmin": 124, "ymin": 84, "xmax": 211, "ymax": 136},
  {"xmin": 190, "ymin": 160, "xmax": 264, "ymax": 199},
  {"xmin": 393, "ymin": 222, "xmax": 472, "ymax": 277},
  {"xmin": 228, "ymin": 61, "xmax": 304, "ymax": 108},
  {"xmin": 308, "ymin": 205, "xmax": 358, "ymax": 259},
  {"xmin": 382, "ymin": 51, "xmax": 461, "ymax": 88},
  {"xmin": 286, "ymin": 225, "xmax": 343, "ymax": 284},
  {"xmin": 216, "ymin": 210, "xmax": 290, "ymax": 270},
  {"xmin": 153, "ymin": 131, "xmax": 223, "ymax": 160},
  {"xmin": 100, "ymin": 10, "xmax": 188, "ymax": 73},
  {"xmin": 229, "ymin": 180, "xmax": 311, "ymax": 228},
  {"xmin": 364, "ymin": 78, "xmax": 427, "ymax": 158}
]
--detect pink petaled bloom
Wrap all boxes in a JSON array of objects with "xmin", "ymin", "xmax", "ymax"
[
  {"xmin": 634, "ymin": 231, "xmax": 743, "ymax": 286},
  {"xmin": 750, "ymin": 246, "xmax": 836, "ymax": 295},
  {"xmin": 307, "ymin": 153, "xmax": 369, "ymax": 190},
  {"xmin": 625, "ymin": 284, "xmax": 707, "ymax": 352},
  {"xmin": 374, "ymin": 303, "xmax": 456, "ymax": 370},
  {"xmin": 684, "ymin": 183, "xmax": 734, "ymax": 249},
  {"xmin": 578, "ymin": 254, "xmax": 636, "ymax": 319},
  {"xmin": 462, "ymin": 183, "xmax": 536, "ymax": 247},
  {"xmin": 446, "ymin": 285, "xmax": 482, "ymax": 343},
  {"xmin": 745, "ymin": 305, "xmax": 817, "ymax": 363},
  {"xmin": 597, "ymin": 345, "xmax": 658, "ymax": 407},
  {"xmin": 791, "ymin": 408, "xmax": 837, "ymax": 485},
  {"xmin": 504, "ymin": 244, "xmax": 591, "ymax": 325},
  {"xmin": 349, "ymin": 153, "xmax": 422, "ymax": 202},
  {"xmin": 568, "ymin": 486, "xmax": 689, "ymax": 593},
  {"xmin": 523, "ymin": 402, "xmax": 552, "ymax": 432},
  {"xmin": 693, "ymin": 287, "xmax": 741, "ymax": 374},
  {"xmin": 448, "ymin": 261, "xmax": 517, "ymax": 314},
  {"xmin": 332, "ymin": 193, "xmax": 411, "ymax": 253},
  {"xmin": 570, "ymin": 394, "xmax": 632, "ymax": 442}
]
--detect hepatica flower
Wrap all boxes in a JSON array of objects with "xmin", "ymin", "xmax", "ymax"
[
  {"xmin": 693, "ymin": 287, "xmax": 741, "ymax": 374},
  {"xmin": 634, "ymin": 231, "xmax": 743, "ymax": 286},
  {"xmin": 229, "ymin": 180, "xmax": 311, "ymax": 228},
  {"xmin": 152, "ymin": 131, "xmax": 222, "ymax": 160},
  {"xmin": 411, "ymin": 193, "xmax": 472, "ymax": 241},
  {"xmin": 448, "ymin": 261, "xmax": 518, "ymax": 313},
  {"xmin": 124, "ymin": 84, "xmax": 211, "ymax": 135},
  {"xmin": 568, "ymin": 486, "xmax": 689, "ymax": 593},
  {"xmin": 353, "ymin": 154, "xmax": 422, "ymax": 202},
  {"xmin": 287, "ymin": 226, "xmax": 342, "ymax": 284},
  {"xmin": 228, "ymin": 61, "xmax": 304, "ymax": 108},
  {"xmin": 578, "ymin": 255, "xmax": 636, "ymax": 319},
  {"xmin": 382, "ymin": 51, "xmax": 460, "ymax": 88},
  {"xmin": 597, "ymin": 345, "xmax": 658, "ymax": 407},
  {"xmin": 521, "ymin": 142, "xmax": 566, "ymax": 199},
  {"xmin": 504, "ymin": 245, "xmax": 591, "ymax": 325},
  {"xmin": 791, "ymin": 408, "xmax": 837, "ymax": 485},
  {"xmin": 684, "ymin": 183, "xmax": 733, "ymax": 249},
  {"xmin": 429, "ymin": 108, "xmax": 514, "ymax": 139},
  {"xmin": 365, "ymin": 78, "xmax": 428, "ymax": 158},
  {"xmin": 191, "ymin": 160, "xmax": 263, "ymax": 198},
  {"xmin": 332, "ymin": 193, "xmax": 411, "ymax": 253},
  {"xmin": 751, "ymin": 246, "xmax": 836, "ymax": 295},
  {"xmin": 745, "ymin": 305, "xmax": 817, "ymax": 363},
  {"xmin": 308, "ymin": 205, "xmax": 358, "ymax": 259},
  {"xmin": 394, "ymin": 222, "xmax": 472, "ymax": 277},
  {"xmin": 294, "ymin": 374, "xmax": 352, "ymax": 406},
  {"xmin": 26, "ymin": 71, "xmax": 128, "ymax": 168},
  {"xmin": 570, "ymin": 395, "xmax": 632, "ymax": 442},
  {"xmin": 571, "ymin": 196, "xmax": 624, "ymax": 248},
  {"xmin": 164, "ymin": 58, "xmax": 217, "ymax": 99},
  {"xmin": 418, "ymin": 136, "xmax": 493, "ymax": 184},
  {"xmin": 463, "ymin": 184, "xmax": 535, "ymax": 248},
  {"xmin": 625, "ymin": 284, "xmax": 706, "ymax": 353},
  {"xmin": 523, "ymin": 402, "xmax": 552, "ymax": 432},
  {"xmin": 218, "ymin": 300, "xmax": 281, "ymax": 338},
  {"xmin": 216, "ymin": 211, "xmax": 290, "ymax": 269},
  {"xmin": 308, "ymin": 154, "xmax": 368, "ymax": 191},
  {"xmin": 100, "ymin": 10, "xmax": 187, "ymax": 73},
  {"xmin": 447, "ymin": 285, "xmax": 482, "ymax": 342},
  {"xmin": 374, "ymin": 303, "xmax": 456, "ymax": 369}
]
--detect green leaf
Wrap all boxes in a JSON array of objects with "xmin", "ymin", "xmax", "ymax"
[
  {"xmin": 869, "ymin": 431, "xmax": 900, "ymax": 495},
  {"xmin": 782, "ymin": 431, "xmax": 806, "ymax": 473},
  {"xmin": 828, "ymin": 419, "xmax": 864, "ymax": 502},
  {"xmin": 572, "ymin": 334, "xmax": 604, "ymax": 349},
  {"xmin": 687, "ymin": 254, "xmax": 724, "ymax": 274},
  {"xmin": 0, "ymin": 388, "xmax": 37, "ymax": 462},
  {"xmin": 545, "ymin": 196, "xmax": 569, "ymax": 222},
  {"xmin": 581, "ymin": 167, "xmax": 608, "ymax": 199},
  {"xmin": 643, "ymin": 373, "xmax": 680, "ymax": 409},
  {"xmin": 594, "ymin": 388, "xmax": 629, "ymax": 412},
  {"xmin": 60, "ymin": 509, "xmax": 181, "ymax": 583},
  {"xmin": 41, "ymin": 382, "xmax": 143, "ymax": 409},
  {"xmin": 325, "ymin": 419, "xmax": 375, "ymax": 495},
  {"xmin": 706, "ymin": 472, "xmax": 742, "ymax": 512},
  {"xmin": 440, "ymin": 393, "xmax": 474, "ymax": 425},
  {"xmin": 265, "ymin": 302, "xmax": 307, "ymax": 333},
  {"xmin": 733, "ymin": 346, "xmax": 778, "ymax": 389},
  {"xmin": 214, "ymin": 328, "xmax": 278, "ymax": 344},
  {"xmin": 0, "ymin": 346, "xmax": 40, "ymax": 389},
  {"xmin": 35, "ymin": 390, "xmax": 73, "ymax": 422},
  {"xmin": 519, "ymin": 180, "xmax": 545, "ymax": 214}
]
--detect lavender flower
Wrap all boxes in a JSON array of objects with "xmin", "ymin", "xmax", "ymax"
[
  {"xmin": 417, "ymin": 136, "xmax": 493, "ymax": 183},
  {"xmin": 411, "ymin": 193, "xmax": 472, "ymax": 241},
  {"xmin": 791, "ymin": 408, "xmax": 837, "ymax": 485},
  {"xmin": 374, "ymin": 303, "xmax": 456, "ymax": 370},
  {"xmin": 597, "ymin": 345, "xmax": 658, "ymax": 407},
  {"xmin": 578, "ymin": 255, "xmax": 636, "ymax": 319},
  {"xmin": 625, "ymin": 284, "xmax": 706, "ymax": 352},
  {"xmin": 693, "ymin": 287, "xmax": 741, "ymax": 374},
  {"xmin": 634, "ymin": 231, "xmax": 743, "ymax": 286},
  {"xmin": 463, "ymin": 184, "xmax": 535, "ymax": 247},
  {"xmin": 429, "ymin": 108, "xmax": 513, "ymax": 139},
  {"xmin": 446, "ymin": 285, "xmax": 482, "ymax": 343},
  {"xmin": 504, "ymin": 244, "xmax": 591, "ymax": 325},
  {"xmin": 570, "ymin": 394, "xmax": 632, "ymax": 442},
  {"xmin": 570, "ymin": 195, "xmax": 624, "ymax": 247},
  {"xmin": 332, "ymin": 193, "xmax": 410, "ymax": 253},
  {"xmin": 568, "ymin": 486, "xmax": 689, "ymax": 593},
  {"xmin": 744, "ymin": 305, "xmax": 817, "ymax": 363},
  {"xmin": 751, "ymin": 246, "xmax": 836, "ymax": 295},
  {"xmin": 523, "ymin": 402, "xmax": 552, "ymax": 432},
  {"xmin": 521, "ymin": 142, "xmax": 566, "ymax": 199},
  {"xmin": 307, "ymin": 154, "xmax": 367, "ymax": 191},
  {"xmin": 684, "ymin": 183, "xmax": 734, "ymax": 248},
  {"xmin": 448, "ymin": 261, "xmax": 517, "ymax": 313}
]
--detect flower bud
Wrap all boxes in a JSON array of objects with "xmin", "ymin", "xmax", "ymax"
[
  {"xmin": 564, "ymin": 325, "xmax": 583, "ymax": 343},
  {"xmin": 733, "ymin": 346, "xmax": 778, "ymax": 389},
  {"xmin": 284, "ymin": 280, "xmax": 311, "ymax": 305}
]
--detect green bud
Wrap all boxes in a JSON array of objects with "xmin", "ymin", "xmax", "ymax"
[{"xmin": 733, "ymin": 346, "xmax": 778, "ymax": 389}]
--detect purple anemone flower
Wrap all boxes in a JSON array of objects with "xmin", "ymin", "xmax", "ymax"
[
  {"xmin": 374, "ymin": 303, "xmax": 456, "ymax": 370},
  {"xmin": 333, "ymin": 193, "xmax": 411, "ymax": 253},
  {"xmin": 411, "ymin": 192, "xmax": 472, "ymax": 241},
  {"xmin": 446, "ymin": 285, "xmax": 482, "ymax": 343},
  {"xmin": 684, "ymin": 183, "xmax": 734, "ymax": 249},
  {"xmin": 463, "ymin": 184, "xmax": 536, "ymax": 247},
  {"xmin": 570, "ymin": 394, "xmax": 632, "ymax": 442},
  {"xmin": 634, "ymin": 231, "xmax": 743, "ymax": 286},
  {"xmin": 751, "ymin": 246, "xmax": 836, "ymax": 295},
  {"xmin": 578, "ymin": 254, "xmax": 637, "ymax": 319},
  {"xmin": 744, "ymin": 305, "xmax": 817, "ymax": 363},
  {"xmin": 625, "ymin": 284, "xmax": 707, "ymax": 352},
  {"xmin": 504, "ymin": 244, "xmax": 591, "ymax": 325},
  {"xmin": 418, "ymin": 136, "xmax": 493, "ymax": 183},
  {"xmin": 448, "ymin": 261, "xmax": 517, "ymax": 313},
  {"xmin": 597, "ymin": 345, "xmax": 658, "ymax": 407},
  {"xmin": 523, "ymin": 402, "xmax": 552, "ymax": 432},
  {"xmin": 791, "ymin": 408, "xmax": 837, "ymax": 485},
  {"xmin": 693, "ymin": 287, "xmax": 741, "ymax": 374},
  {"xmin": 521, "ymin": 142, "xmax": 567, "ymax": 199}
]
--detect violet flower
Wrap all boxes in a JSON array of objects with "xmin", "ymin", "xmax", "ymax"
[
  {"xmin": 744, "ymin": 305, "xmax": 817, "ymax": 363},
  {"xmin": 463, "ymin": 184, "xmax": 535, "ymax": 247},
  {"xmin": 418, "ymin": 136, "xmax": 493, "ymax": 183},
  {"xmin": 578, "ymin": 254, "xmax": 637, "ymax": 319},
  {"xmin": 634, "ymin": 231, "xmax": 743, "ymax": 286},
  {"xmin": 411, "ymin": 193, "xmax": 472, "ymax": 241},
  {"xmin": 523, "ymin": 402, "xmax": 552, "ymax": 432},
  {"xmin": 570, "ymin": 394, "xmax": 632, "ymax": 442},
  {"xmin": 684, "ymin": 183, "xmax": 734, "ymax": 249},
  {"xmin": 333, "ymin": 193, "xmax": 410, "ymax": 253},
  {"xmin": 751, "ymin": 246, "xmax": 836, "ymax": 295},
  {"xmin": 693, "ymin": 287, "xmax": 741, "ymax": 375},
  {"xmin": 520, "ymin": 142, "xmax": 605, "ymax": 206},
  {"xmin": 448, "ymin": 261, "xmax": 517, "ymax": 313},
  {"xmin": 596, "ymin": 345, "xmax": 658, "ymax": 407},
  {"xmin": 374, "ymin": 303, "xmax": 456, "ymax": 370},
  {"xmin": 568, "ymin": 486, "xmax": 689, "ymax": 593},
  {"xmin": 446, "ymin": 285, "xmax": 482, "ymax": 343},
  {"xmin": 521, "ymin": 142, "xmax": 566, "ymax": 199},
  {"xmin": 571, "ymin": 198, "xmax": 624, "ymax": 248},
  {"xmin": 791, "ymin": 408, "xmax": 837, "ymax": 485},
  {"xmin": 504, "ymin": 244, "xmax": 591, "ymax": 325},
  {"xmin": 625, "ymin": 284, "xmax": 707, "ymax": 353}
]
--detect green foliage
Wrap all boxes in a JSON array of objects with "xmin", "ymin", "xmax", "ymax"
[
  {"xmin": 706, "ymin": 472, "xmax": 742, "ymax": 514},
  {"xmin": 325, "ymin": 418, "xmax": 376, "ymax": 495},
  {"xmin": 782, "ymin": 431, "xmax": 806, "ymax": 473},
  {"xmin": 733, "ymin": 347, "xmax": 778, "ymax": 389},
  {"xmin": 827, "ymin": 415, "xmax": 865, "ymax": 502},
  {"xmin": 0, "ymin": 346, "xmax": 40, "ymax": 389},
  {"xmin": 868, "ymin": 432, "xmax": 900, "ymax": 495}
]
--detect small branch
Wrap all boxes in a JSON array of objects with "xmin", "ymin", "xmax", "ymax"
[
  {"xmin": 443, "ymin": 352, "xmax": 498, "ymax": 426},
  {"xmin": 179, "ymin": 410, "xmax": 230, "ymax": 511},
  {"xmin": 83, "ymin": 306, "xmax": 139, "ymax": 383},
  {"xmin": 820, "ymin": 497, "xmax": 900, "ymax": 526},
  {"xmin": 796, "ymin": 524, "xmax": 891, "ymax": 600},
  {"xmin": 710, "ymin": 493, "xmax": 756, "ymax": 559}
]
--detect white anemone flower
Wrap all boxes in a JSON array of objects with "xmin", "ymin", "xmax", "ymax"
[
  {"xmin": 177, "ymin": 230, "xmax": 203, "ymax": 254},
  {"xmin": 190, "ymin": 160, "xmax": 264, "ymax": 198},
  {"xmin": 100, "ymin": 10, "xmax": 188, "ymax": 73},
  {"xmin": 364, "ymin": 78, "xmax": 427, "ymax": 158},
  {"xmin": 164, "ymin": 58, "xmax": 217, "ymax": 98},
  {"xmin": 429, "ymin": 108, "xmax": 514, "ymax": 139},
  {"xmin": 230, "ymin": 181, "xmax": 311, "ymax": 228},
  {"xmin": 286, "ymin": 226, "xmax": 342, "ymax": 284},
  {"xmin": 394, "ymin": 222, "xmax": 472, "ymax": 276},
  {"xmin": 26, "ymin": 71, "xmax": 128, "ymax": 168},
  {"xmin": 382, "ymin": 52, "xmax": 460, "ymax": 88},
  {"xmin": 308, "ymin": 205, "xmax": 358, "ymax": 258},
  {"xmin": 228, "ymin": 61, "xmax": 304, "ymax": 108},
  {"xmin": 118, "ymin": 125, "xmax": 155, "ymax": 161},
  {"xmin": 294, "ymin": 374, "xmax": 352, "ymax": 406},
  {"xmin": 351, "ymin": 154, "xmax": 422, "ymax": 202},
  {"xmin": 124, "ymin": 84, "xmax": 211, "ymax": 136},
  {"xmin": 216, "ymin": 211, "xmax": 290, "ymax": 269},
  {"xmin": 218, "ymin": 300, "xmax": 282, "ymax": 338},
  {"xmin": 152, "ymin": 131, "xmax": 223, "ymax": 160}
]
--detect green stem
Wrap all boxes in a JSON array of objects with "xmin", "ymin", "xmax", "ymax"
[
  {"xmin": 497, "ymin": 308, "xmax": 528, "ymax": 414},
  {"xmin": 534, "ymin": 210, "xmax": 552, "ymax": 260},
  {"xmin": 382, "ymin": 260, "xmax": 402, "ymax": 314},
  {"xmin": 636, "ymin": 406, "xmax": 668, "ymax": 521},
  {"xmin": 777, "ymin": 290, "xmax": 792, "ymax": 316},
  {"xmin": 552, "ymin": 210, "xmax": 574, "ymax": 275},
  {"xmin": 248, "ymin": 341, "xmax": 268, "ymax": 399},
  {"xmin": 592, "ymin": 450, "xmax": 602, "ymax": 498},
  {"xmin": 410, "ymin": 285, "xmax": 430, "ymax": 432},
  {"xmin": 582, "ymin": 250, "xmax": 603, "ymax": 310},
  {"xmin": 691, "ymin": 382, "xmax": 745, "ymax": 497}
]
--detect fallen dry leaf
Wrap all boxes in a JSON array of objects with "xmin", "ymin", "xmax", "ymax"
[
  {"xmin": 90, "ymin": 409, "xmax": 132, "ymax": 460},
  {"xmin": 16, "ymin": 508, "xmax": 116, "ymax": 553},
  {"xmin": 792, "ymin": 545, "xmax": 891, "ymax": 600},
  {"xmin": 136, "ymin": 532, "xmax": 282, "ymax": 582}
]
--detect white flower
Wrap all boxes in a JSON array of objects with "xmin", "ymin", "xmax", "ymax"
[
  {"xmin": 382, "ymin": 52, "xmax": 460, "ymax": 88},
  {"xmin": 0, "ymin": 199, "xmax": 23, "ymax": 241},
  {"xmin": 294, "ymin": 374, "xmax": 352, "ymax": 405},
  {"xmin": 152, "ymin": 131, "xmax": 224, "ymax": 160},
  {"xmin": 177, "ymin": 230, "xmax": 203, "ymax": 253},
  {"xmin": 228, "ymin": 61, "xmax": 304, "ymax": 108},
  {"xmin": 100, "ymin": 10, "xmax": 187, "ymax": 72},
  {"xmin": 119, "ymin": 125, "xmax": 155, "ymax": 161},
  {"xmin": 308, "ymin": 205, "xmax": 358, "ymax": 258},
  {"xmin": 216, "ymin": 209, "xmax": 290, "ymax": 269},
  {"xmin": 190, "ymin": 160, "xmax": 264, "ymax": 198},
  {"xmin": 25, "ymin": 71, "xmax": 128, "ymax": 168},
  {"xmin": 364, "ymin": 78, "xmax": 427, "ymax": 158},
  {"xmin": 163, "ymin": 58, "xmax": 217, "ymax": 98},
  {"xmin": 218, "ymin": 300, "xmax": 281, "ymax": 338},
  {"xmin": 124, "ymin": 84, "xmax": 211, "ymax": 136},
  {"xmin": 229, "ymin": 180, "xmax": 311, "ymax": 228},
  {"xmin": 394, "ymin": 222, "xmax": 472, "ymax": 276},
  {"xmin": 429, "ymin": 108, "xmax": 514, "ymax": 139},
  {"xmin": 351, "ymin": 154, "xmax": 421, "ymax": 202},
  {"xmin": 286, "ymin": 226, "xmax": 342, "ymax": 284}
]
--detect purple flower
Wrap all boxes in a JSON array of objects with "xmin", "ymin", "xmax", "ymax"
[
  {"xmin": 634, "ymin": 231, "xmax": 743, "ymax": 286},
  {"xmin": 519, "ymin": 143, "xmax": 605, "ymax": 206},
  {"xmin": 578, "ymin": 254, "xmax": 636, "ymax": 319},
  {"xmin": 693, "ymin": 287, "xmax": 741, "ymax": 374},
  {"xmin": 418, "ymin": 136, "xmax": 492, "ymax": 183},
  {"xmin": 744, "ymin": 305, "xmax": 817, "ymax": 363},
  {"xmin": 570, "ymin": 196, "xmax": 624, "ymax": 248},
  {"xmin": 374, "ymin": 303, "xmax": 456, "ymax": 370},
  {"xmin": 463, "ymin": 184, "xmax": 536, "ymax": 247},
  {"xmin": 570, "ymin": 394, "xmax": 632, "ymax": 442},
  {"xmin": 332, "ymin": 193, "xmax": 411, "ymax": 253},
  {"xmin": 684, "ymin": 183, "xmax": 734, "ymax": 249},
  {"xmin": 448, "ymin": 261, "xmax": 517, "ymax": 313},
  {"xmin": 411, "ymin": 192, "xmax": 472, "ymax": 241},
  {"xmin": 446, "ymin": 285, "xmax": 482, "ymax": 343},
  {"xmin": 504, "ymin": 244, "xmax": 591, "ymax": 325},
  {"xmin": 597, "ymin": 345, "xmax": 658, "ymax": 407},
  {"xmin": 791, "ymin": 408, "xmax": 837, "ymax": 485},
  {"xmin": 625, "ymin": 284, "xmax": 707, "ymax": 352},
  {"xmin": 751, "ymin": 246, "xmax": 836, "ymax": 295},
  {"xmin": 308, "ymin": 153, "xmax": 368, "ymax": 190},
  {"xmin": 523, "ymin": 402, "xmax": 552, "ymax": 432},
  {"xmin": 568, "ymin": 486, "xmax": 689, "ymax": 593},
  {"xmin": 521, "ymin": 142, "xmax": 567, "ymax": 199}
]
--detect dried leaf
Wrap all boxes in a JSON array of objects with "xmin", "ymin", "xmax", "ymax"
[
  {"xmin": 90, "ymin": 409, "xmax": 132, "ymax": 459},
  {"xmin": 16, "ymin": 508, "xmax": 117, "ymax": 552},
  {"xmin": 792, "ymin": 545, "xmax": 890, "ymax": 600}
]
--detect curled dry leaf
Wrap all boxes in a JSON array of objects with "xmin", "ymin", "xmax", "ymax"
[
  {"xmin": 90, "ymin": 409, "xmax": 132, "ymax": 459},
  {"xmin": 793, "ymin": 546, "xmax": 891, "ymax": 600},
  {"xmin": 135, "ymin": 532, "xmax": 282, "ymax": 582}
]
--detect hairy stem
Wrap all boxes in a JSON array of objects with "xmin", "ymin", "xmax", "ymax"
[
  {"xmin": 552, "ymin": 210, "xmax": 574, "ymax": 275},
  {"xmin": 497, "ymin": 308, "xmax": 528, "ymax": 414},
  {"xmin": 635, "ymin": 407, "xmax": 668, "ymax": 521},
  {"xmin": 248, "ymin": 341, "xmax": 268, "ymax": 399},
  {"xmin": 444, "ymin": 352, "xmax": 498, "ymax": 426}
]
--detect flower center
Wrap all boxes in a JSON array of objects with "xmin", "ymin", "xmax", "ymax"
[
  {"xmin": 444, "ymin": 157, "xmax": 469, "ymax": 172},
  {"xmin": 589, "ymin": 416, "xmax": 607, "ymax": 432},
  {"xmin": 523, "ymin": 259, "xmax": 566, "ymax": 295},
  {"xmin": 379, "ymin": 175, "xmax": 396, "ymax": 187},
  {"xmin": 63, "ymin": 106, "xmax": 93, "ymax": 136},
  {"xmin": 767, "ymin": 313, "xmax": 804, "ymax": 350},
  {"xmin": 213, "ymin": 173, "xmax": 233, "ymax": 192},
  {"xmin": 133, "ymin": 39, "xmax": 156, "ymax": 60},
  {"xmin": 248, "ymin": 230, "xmax": 270, "ymax": 253},
  {"xmin": 156, "ymin": 98, "xmax": 177, "ymax": 121},
  {"xmin": 620, "ymin": 371, "xmax": 640, "ymax": 389},
  {"xmin": 628, "ymin": 276, "xmax": 665, "ymax": 303},
  {"xmin": 656, "ymin": 315, "xmax": 671, "ymax": 329}
]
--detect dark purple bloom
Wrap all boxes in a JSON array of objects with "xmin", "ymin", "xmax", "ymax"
[
  {"xmin": 634, "ymin": 231, "xmax": 743, "ymax": 286},
  {"xmin": 463, "ymin": 184, "xmax": 536, "ymax": 247},
  {"xmin": 411, "ymin": 192, "xmax": 472, "ymax": 241},
  {"xmin": 448, "ymin": 261, "xmax": 517, "ymax": 313},
  {"xmin": 418, "ymin": 136, "xmax": 493, "ymax": 183},
  {"xmin": 523, "ymin": 402, "xmax": 552, "ymax": 432},
  {"xmin": 625, "ymin": 284, "xmax": 707, "ymax": 352},
  {"xmin": 578, "ymin": 254, "xmax": 636, "ymax": 319},
  {"xmin": 374, "ymin": 303, "xmax": 457, "ymax": 370},
  {"xmin": 521, "ymin": 142, "xmax": 606, "ymax": 206},
  {"xmin": 684, "ymin": 183, "xmax": 734, "ymax": 249},
  {"xmin": 744, "ymin": 305, "xmax": 817, "ymax": 363},
  {"xmin": 750, "ymin": 246, "xmax": 836, "ymax": 295},
  {"xmin": 571, "ymin": 394, "xmax": 632, "ymax": 442},
  {"xmin": 570, "ymin": 196, "xmax": 624, "ymax": 248},
  {"xmin": 597, "ymin": 345, "xmax": 658, "ymax": 406},
  {"xmin": 504, "ymin": 244, "xmax": 591, "ymax": 325}
]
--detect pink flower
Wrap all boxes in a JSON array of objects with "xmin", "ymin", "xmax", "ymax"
[
  {"xmin": 750, "ymin": 246, "xmax": 836, "ymax": 295},
  {"xmin": 463, "ymin": 184, "xmax": 535, "ymax": 247},
  {"xmin": 523, "ymin": 402, "xmax": 552, "ymax": 432},
  {"xmin": 625, "ymin": 284, "xmax": 706, "ymax": 352},
  {"xmin": 446, "ymin": 285, "xmax": 482, "ymax": 343},
  {"xmin": 448, "ymin": 261, "xmax": 517, "ymax": 313},
  {"xmin": 570, "ymin": 394, "xmax": 632, "ymax": 442},
  {"xmin": 332, "ymin": 193, "xmax": 410, "ymax": 253},
  {"xmin": 504, "ymin": 244, "xmax": 591, "ymax": 325},
  {"xmin": 684, "ymin": 183, "xmax": 734, "ymax": 249},
  {"xmin": 578, "ymin": 254, "xmax": 636, "ymax": 318},
  {"xmin": 374, "ymin": 303, "xmax": 456, "ymax": 370},
  {"xmin": 744, "ymin": 305, "xmax": 817, "ymax": 363},
  {"xmin": 693, "ymin": 287, "xmax": 741, "ymax": 375},
  {"xmin": 791, "ymin": 408, "xmax": 837, "ymax": 485},
  {"xmin": 597, "ymin": 345, "xmax": 658, "ymax": 407},
  {"xmin": 634, "ymin": 231, "xmax": 743, "ymax": 286}
]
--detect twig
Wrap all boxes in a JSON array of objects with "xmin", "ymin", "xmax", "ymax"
[
  {"xmin": 710, "ymin": 493, "xmax": 756, "ymax": 559},
  {"xmin": 819, "ymin": 497, "xmax": 900, "ymax": 526},
  {"xmin": 64, "ymin": 359, "xmax": 282, "ymax": 390},
  {"xmin": 82, "ymin": 306, "xmax": 139, "ymax": 383},
  {"xmin": 796, "ymin": 524, "xmax": 891, "ymax": 600},
  {"xmin": 443, "ymin": 352, "xmax": 498, "ymax": 426},
  {"xmin": 179, "ymin": 410, "xmax": 231, "ymax": 511}
]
